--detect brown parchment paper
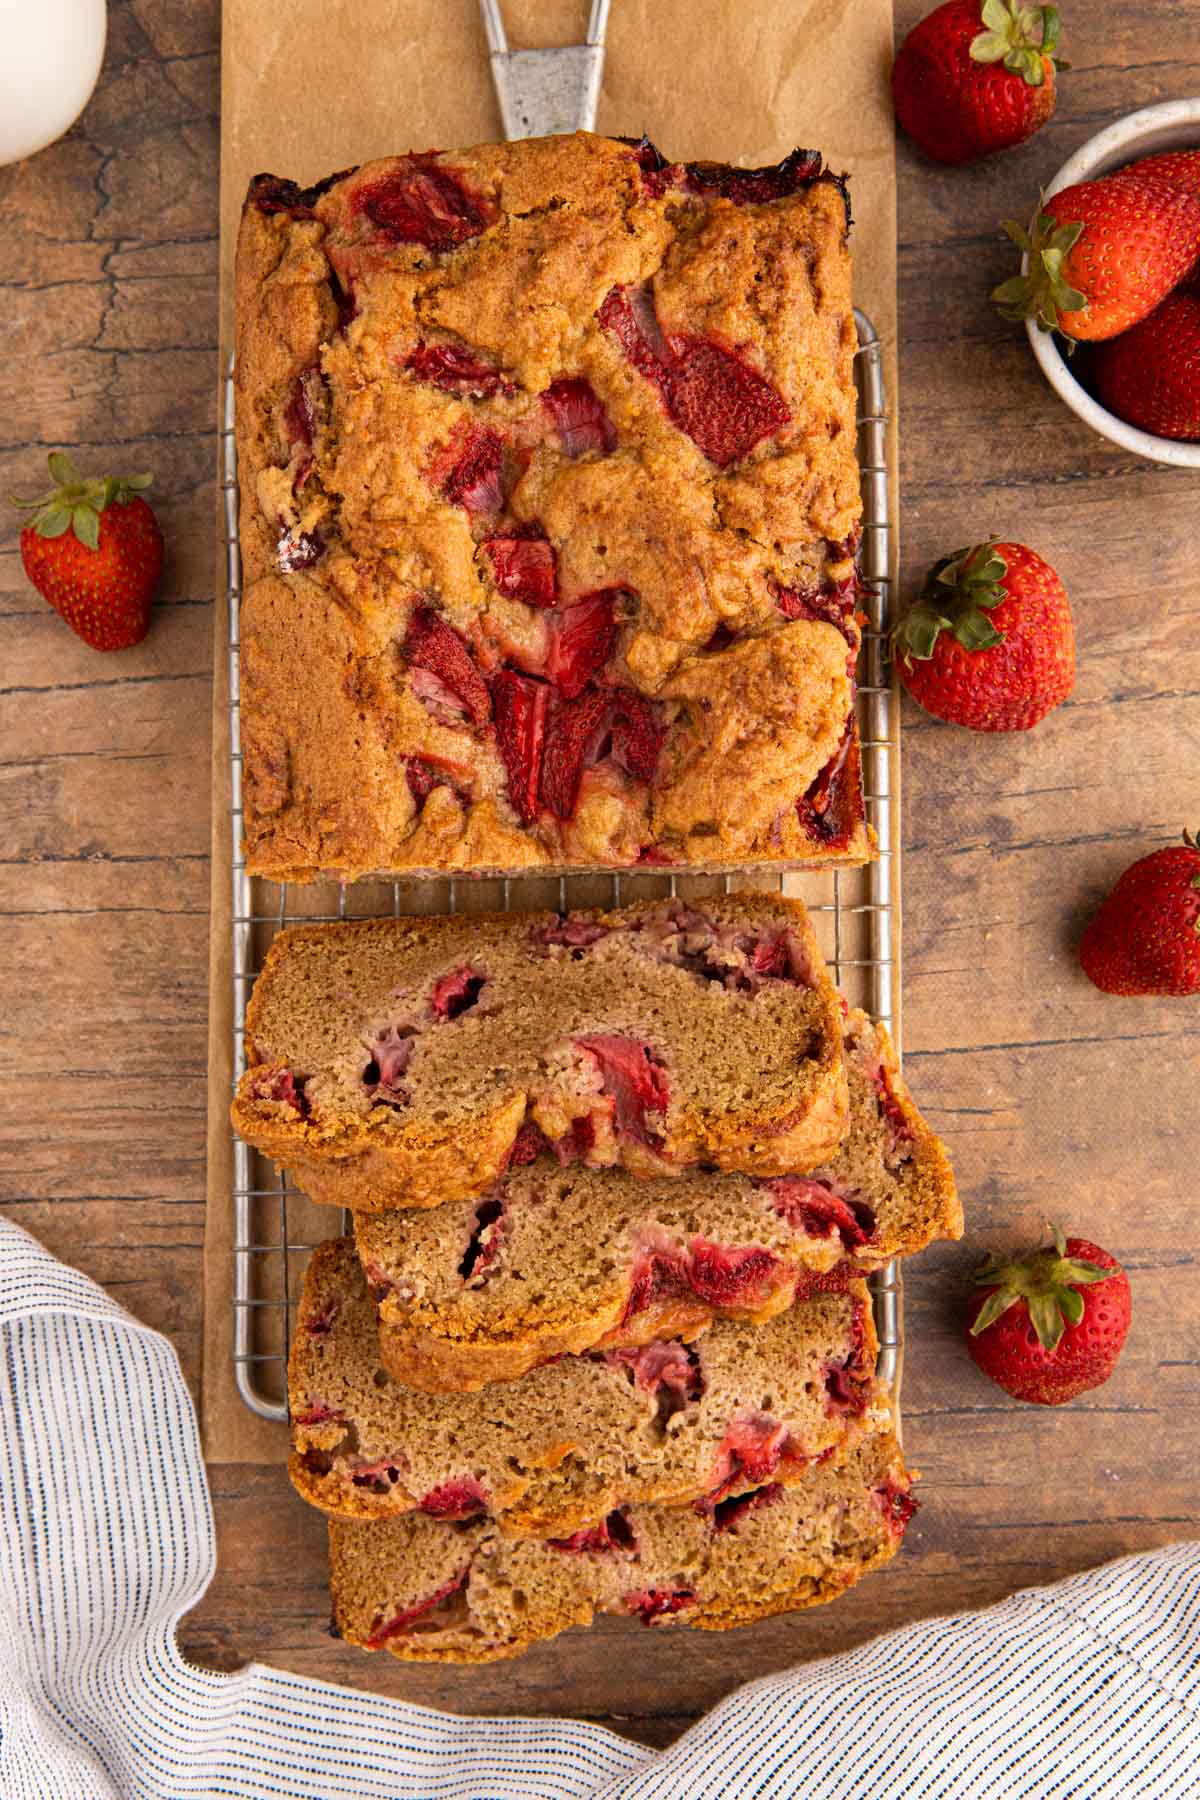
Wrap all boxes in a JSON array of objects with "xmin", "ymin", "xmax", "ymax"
[{"xmin": 204, "ymin": 0, "xmax": 901, "ymax": 1462}]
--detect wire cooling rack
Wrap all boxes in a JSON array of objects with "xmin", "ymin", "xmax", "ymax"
[{"xmin": 222, "ymin": 312, "xmax": 899, "ymax": 1422}]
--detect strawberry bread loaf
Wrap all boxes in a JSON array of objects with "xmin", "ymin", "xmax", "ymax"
[
  {"xmin": 290, "ymin": 1239, "xmax": 882, "ymax": 1535},
  {"xmin": 356, "ymin": 1003, "xmax": 960, "ymax": 1390},
  {"xmin": 232, "ymin": 895, "xmax": 850, "ymax": 1210},
  {"xmin": 327, "ymin": 1424, "xmax": 915, "ymax": 1663},
  {"xmin": 234, "ymin": 130, "xmax": 871, "ymax": 881}
]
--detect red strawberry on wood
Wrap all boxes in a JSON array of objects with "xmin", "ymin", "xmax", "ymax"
[
  {"xmin": 893, "ymin": 539, "xmax": 1074, "ymax": 731},
  {"xmin": 12, "ymin": 453, "xmax": 163, "ymax": 652},
  {"xmin": 993, "ymin": 174, "xmax": 1200, "ymax": 341},
  {"xmin": 1079, "ymin": 832, "xmax": 1200, "ymax": 997},
  {"xmin": 966, "ymin": 1226, "xmax": 1130, "ymax": 1405},
  {"xmin": 893, "ymin": 0, "xmax": 1066, "ymax": 167}
]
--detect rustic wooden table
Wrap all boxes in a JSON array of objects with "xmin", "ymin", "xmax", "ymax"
[{"xmin": 1, "ymin": 0, "xmax": 1197, "ymax": 1754}]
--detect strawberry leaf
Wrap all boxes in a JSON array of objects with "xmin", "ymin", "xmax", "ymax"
[
  {"xmin": 1009, "ymin": 48, "xmax": 1046, "ymax": 85},
  {"xmin": 971, "ymin": 31, "xmax": 1011, "ymax": 62},
  {"xmin": 971, "ymin": 0, "xmax": 1060, "ymax": 86},
  {"xmin": 970, "ymin": 1285, "xmax": 1021, "ymax": 1335},
  {"xmin": 951, "ymin": 607, "xmax": 1005, "ymax": 652},
  {"xmin": 1056, "ymin": 1259, "xmax": 1116, "ymax": 1286},
  {"xmin": 1029, "ymin": 1291, "xmax": 1065, "ymax": 1352},
  {"xmin": 35, "ymin": 506, "xmax": 72, "ymax": 539},
  {"xmin": 993, "ymin": 208, "xmax": 1087, "ymax": 337},
  {"xmin": 1001, "ymin": 219, "xmax": 1034, "ymax": 254},
  {"xmin": 1059, "ymin": 1286, "xmax": 1085, "ymax": 1327},
  {"xmin": 71, "ymin": 505, "xmax": 100, "ymax": 550},
  {"xmin": 47, "ymin": 451, "xmax": 81, "ymax": 487},
  {"xmin": 892, "ymin": 601, "xmax": 949, "ymax": 663},
  {"xmin": 1041, "ymin": 5, "xmax": 1063, "ymax": 55},
  {"xmin": 893, "ymin": 541, "xmax": 1009, "ymax": 663}
]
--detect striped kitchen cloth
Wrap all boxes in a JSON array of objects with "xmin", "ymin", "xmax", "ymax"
[{"xmin": 0, "ymin": 1214, "xmax": 1196, "ymax": 1800}]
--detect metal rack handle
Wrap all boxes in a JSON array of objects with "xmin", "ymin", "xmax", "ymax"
[{"xmin": 479, "ymin": 0, "xmax": 609, "ymax": 140}]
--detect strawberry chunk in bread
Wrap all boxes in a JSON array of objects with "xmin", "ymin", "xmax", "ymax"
[
  {"xmin": 232, "ymin": 895, "xmax": 849, "ymax": 1211},
  {"xmin": 327, "ymin": 1425, "xmax": 915, "ymax": 1663},
  {"xmin": 289, "ymin": 1240, "xmax": 882, "ymax": 1534},
  {"xmin": 357, "ymin": 1004, "xmax": 959, "ymax": 1391}
]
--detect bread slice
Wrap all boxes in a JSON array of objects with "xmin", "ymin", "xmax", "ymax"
[
  {"xmin": 289, "ymin": 1239, "xmax": 882, "ymax": 1537},
  {"xmin": 327, "ymin": 1424, "xmax": 914, "ymax": 1663},
  {"xmin": 232, "ymin": 895, "xmax": 848, "ymax": 1210},
  {"xmin": 357, "ymin": 1005, "xmax": 959, "ymax": 1392}
]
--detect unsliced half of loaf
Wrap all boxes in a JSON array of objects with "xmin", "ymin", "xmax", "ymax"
[
  {"xmin": 232, "ymin": 895, "xmax": 848, "ymax": 1210},
  {"xmin": 290, "ymin": 1239, "xmax": 882, "ymax": 1537},
  {"xmin": 357, "ymin": 1005, "xmax": 960, "ymax": 1391},
  {"xmin": 328, "ymin": 1425, "xmax": 914, "ymax": 1664}
]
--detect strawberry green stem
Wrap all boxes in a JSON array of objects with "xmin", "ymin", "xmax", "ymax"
[
  {"xmin": 970, "ymin": 1223, "xmax": 1116, "ymax": 1351},
  {"xmin": 892, "ymin": 539, "xmax": 1009, "ymax": 666},
  {"xmin": 10, "ymin": 452, "xmax": 153, "ymax": 552},
  {"xmin": 970, "ymin": 1, "xmax": 1068, "ymax": 88}
]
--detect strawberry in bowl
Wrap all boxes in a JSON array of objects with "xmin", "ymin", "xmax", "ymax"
[
  {"xmin": 1090, "ymin": 292, "xmax": 1200, "ymax": 443},
  {"xmin": 991, "ymin": 98, "xmax": 1200, "ymax": 465}
]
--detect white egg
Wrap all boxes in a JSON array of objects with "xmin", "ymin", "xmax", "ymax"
[{"xmin": 0, "ymin": 0, "xmax": 107, "ymax": 168}]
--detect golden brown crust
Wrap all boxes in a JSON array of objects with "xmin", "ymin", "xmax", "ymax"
[
  {"xmin": 234, "ymin": 133, "xmax": 870, "ymax": 881},
  {"xmin": 374, "ymin": 1284, "xmax": 776, "ymax": 1392},
  {"xmin": 835, "ymin": 1009, "xmax": 963, "ymax": 1256},
  {"xmin": 240, "ymin": 1094, "xmax": 526, "ymax": 1214},
  {"xmin": 232, "ymin": 894, "xmax": 849, "ymax": 1211}
]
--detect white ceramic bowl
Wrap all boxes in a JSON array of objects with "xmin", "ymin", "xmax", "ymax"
[
  {"xmin": 0, "ymin": 0, "xmax": 106, "ymax": 168},
  {"xmin": 1024, "ymin": 97, "xmax": 1200, "ymax": 468}
]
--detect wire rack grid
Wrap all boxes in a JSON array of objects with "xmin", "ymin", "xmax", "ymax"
[{"xmin": 221, "ymin": 312, "xmax": 899, "ymax": 1423}]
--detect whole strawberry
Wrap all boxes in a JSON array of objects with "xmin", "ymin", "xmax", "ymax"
[
  {"xmin": 893, "ymin": 0, "xmax": 1066, "ymax": 166},
  {"xmin": 993, "ymin": 174, "xmax": 1200, "ymax": 340},
  {"xmin": 11, "ymin": 453, "xmax": 163, "ymax": 651},
  {"xmin": 966, "ymin": 1226, "xmax": 1131, "ymax": 1405},
  {"xmin": 1079, "ymin": 832, "xmax": 1200, "ymax": 996},
  {"xmin": 893, "ymin": 539, "xmax": 1074, "ymax": 731},
  {"xmin": 1091, "ymin": 291, "xmax": 1200, "ymax": 441},
  {"xmin": 1124, "ymin": 146, "xmax": 1200, "ymax": 197}
]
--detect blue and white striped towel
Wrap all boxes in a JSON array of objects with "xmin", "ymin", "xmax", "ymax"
[{"xmin": 0, "ymin": 1214, "xmax": 1196, "ymax": 1800}]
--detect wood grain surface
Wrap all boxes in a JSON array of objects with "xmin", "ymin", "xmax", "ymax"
[{"xmin": 1, "ymin": 0, "xmax": 1197, "ymax": 1753}]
